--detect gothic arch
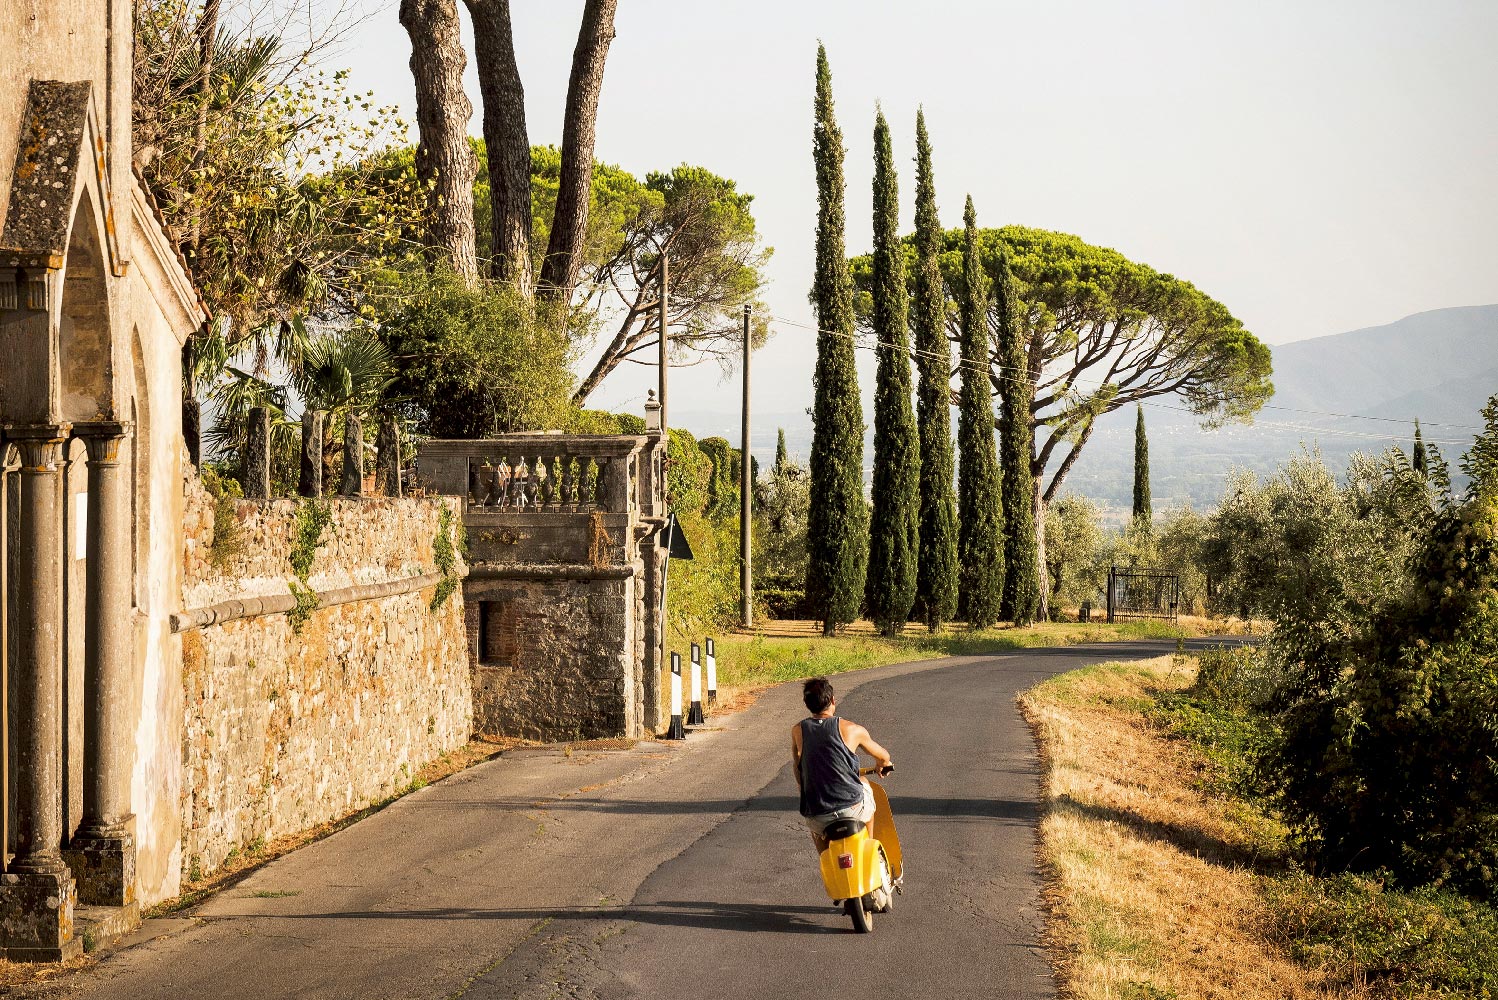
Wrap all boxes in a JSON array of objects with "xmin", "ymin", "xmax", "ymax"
[{"xmin": 58, "ymin": 188, "xmax": 115, "ymax": 423}]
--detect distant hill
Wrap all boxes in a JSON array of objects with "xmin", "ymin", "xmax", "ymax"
[
  {"xmin": 1061, "ymin": 304, "xmax": 1498, "ymax": 510},
  {"xmin": 675, "ymin": 304, "xmax": 1498, "ymax": 515}
]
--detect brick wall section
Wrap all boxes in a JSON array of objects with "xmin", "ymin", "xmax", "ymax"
[{"xmin": 178, "ymin": 477, "xmax": 472, "ymax": 876}]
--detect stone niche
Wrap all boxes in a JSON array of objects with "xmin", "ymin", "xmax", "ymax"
[{"xmin": 417, "ymin": 429, "xmax": 668, "ymax": 741}]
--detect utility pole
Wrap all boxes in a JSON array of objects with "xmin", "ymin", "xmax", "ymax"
[
  {"xmin": 739, "ymin": 304, "xmax": 752, "ymax": 628},
  {"xmin": 657, "ymin": 254, "xmax": 669, "ymax": 433}
]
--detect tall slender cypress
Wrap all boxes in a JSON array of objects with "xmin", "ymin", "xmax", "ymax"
[
  {"xmin": 1413, "ymin": 420, "xmax": 1428, "ymax": 477},
  {"xmin": 911, "ymin": 110, "xmax": 960, "ymax": 632},
  {"xmin": 864, "ymin": 109, "xmax": 920, "ymax": 637},
  {"xmin": 775, "ymin": 427, "xmax": 789, "ymax": 473},
  {"xmin": 1133, "ymin": 404, "xmax": 1152, "ymax": 525},
  {"xmin": 956, "ymin": 197, "xmax": 1004, "ymax": 628},
  {"xmin": 994, "ymin": 231, "xmax": 1039, "ymax": 626},
  {"xmin": 804, "ymin": 45, "xmax": 868, "ymax": 635}
]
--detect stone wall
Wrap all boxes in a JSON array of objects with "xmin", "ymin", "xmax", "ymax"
[
  {"xmin": 176, "ymin": 476, "xmax": 471, "ymax": 876},
  {"xmin": 466, "ymin": 570, "xmax": 638, "ymax": 740}
]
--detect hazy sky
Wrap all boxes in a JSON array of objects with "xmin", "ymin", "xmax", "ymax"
[{"xmin": 325, "ymin": 0, "xmax": 1498, "ymax": 423}]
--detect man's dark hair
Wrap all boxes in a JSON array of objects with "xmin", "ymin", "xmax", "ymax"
[{"xmin": 803, "ymin": 676, "xmax": 835, "ymax": 713}]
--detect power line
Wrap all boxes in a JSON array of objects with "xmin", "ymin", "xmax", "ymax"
[{"xmin": 769, "ymin": 313, "xmax": 1483, "ymax": 447}]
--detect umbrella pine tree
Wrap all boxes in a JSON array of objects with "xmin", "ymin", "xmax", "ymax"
[
  {"xmin": 864, "ymin": 109, "xmax": 920, "ymax": 636},
  {"xmin": 804, "ymin": 45, "xmax": 868, "ymax": 634},
  {"xmin": 956, "ymin": 197, "xmax": 1004, "ymax": 628},
  {"xmin": 910, "ymin": 110, "xmax": 960, "ymax": 632}
]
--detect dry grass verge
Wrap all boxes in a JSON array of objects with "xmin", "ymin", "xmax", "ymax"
[{"xmin": 1019, "ymin": 656, "xmax": 1358, "ymax": 1000}]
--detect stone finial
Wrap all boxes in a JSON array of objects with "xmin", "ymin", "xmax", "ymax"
[{"xmin": 644, "ymin": 390, "xmax": 662, "ymax": 433}]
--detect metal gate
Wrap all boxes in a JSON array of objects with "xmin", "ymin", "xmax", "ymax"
[{"xmin": 1106, "ymin": 566, "xmax": 1180, "ymax": 622}]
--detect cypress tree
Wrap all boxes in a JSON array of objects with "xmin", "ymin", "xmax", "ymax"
[
  {"xmin": 1413, "ymin": 419, "xmax": 1428, "ymax": 477},
  {"xmin": 775, "ymin": 428, "xmax": 789, "ymax": 473},
  {"xmin": 911, "ymin": 109, "xmax": 960, "ymax": 632},
  {"xmin": 956, "ymin": 196, "xmax": 1004, "ymax": 628},
  {"xmin": 994, "ymin": 230, "xmax": 1039, "ymax": 626},
  {"xmin": 804, "ymin": 44, "xmax": 868, "ymax": 635},
  {"xmin": 864, "ymin": 109, "xmax": 920, "ymax": 637},
  {"xmin": 1133, "ymin": 404, "xmax": 1152, "ymax": 525}
]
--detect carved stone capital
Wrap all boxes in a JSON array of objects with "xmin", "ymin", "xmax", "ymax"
[
  {"xmin": 0, "ymin": 264, "xmax": 53, "ymax": 313},
  {"xmin": 4, "ymin": 424, "xmax": 72, "ymax": 472},
  {"xmin": 75, "ymin": 420, "xmax": 133, "ymax": 466}
]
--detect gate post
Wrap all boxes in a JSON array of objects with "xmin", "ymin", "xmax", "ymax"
[{"xmin": 1106, "ymin": 565, "xmax": 1116, "ymax": 623}]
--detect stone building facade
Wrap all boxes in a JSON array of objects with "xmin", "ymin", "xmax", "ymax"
[
  {"xmin": 417, "ymin": 410, "xmax": 669, "ymax": 741},
  {"xmin": 1, "ymin": 0, "xmax": 207, "ymax": 960}
]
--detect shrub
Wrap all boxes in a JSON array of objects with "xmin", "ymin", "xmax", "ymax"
[{"xmin": 1265, "ymin": 872, "xmax": 1498, "ymax": 995}]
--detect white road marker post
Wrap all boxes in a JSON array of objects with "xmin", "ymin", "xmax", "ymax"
[
  {"xmin": 688, "ymin": 642, "xmax": 706, "ymax": 725},
  {"xmin": 705, "ymin": 637, "xmax": 718, "ymax": 708},
  {"xmin": 666, "ymin": 653, "xmax": 686, "ymax": 740}
]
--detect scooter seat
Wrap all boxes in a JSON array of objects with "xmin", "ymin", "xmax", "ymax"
[{"xmin": 821, "ymin": 818, "xmax": 866, "ymax": 840}]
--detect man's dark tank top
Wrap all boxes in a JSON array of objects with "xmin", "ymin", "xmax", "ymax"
[{"xmin": 799, "ymin": 716, "xmax": 865, "ymax": 816}]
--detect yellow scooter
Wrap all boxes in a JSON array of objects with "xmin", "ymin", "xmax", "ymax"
[{"xmin": 817, "ymin": 765, "xmax": 904, "ymax": 933}]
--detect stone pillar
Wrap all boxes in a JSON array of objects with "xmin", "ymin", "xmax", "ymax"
[
  {"xmin": 65, "ymin": 424, "xmax": 136, "ymax": 908},
  {"xmin": 340, "ymin": 413, "xmax": 364, "ymax": 496},
  {"xmin": 243, "ymin": 407, "xmax": 271, "ymax": 500},
  {"xmin": 299, "ymin": 410, "xmax": 324, "ymax": 498},
  {"xmin": 375, "ymin": 416, "xmax": 401, "ymax": 498},
  {"xmin": 0, "ymin": 425, "xmax": 82, "ymax": 962}
]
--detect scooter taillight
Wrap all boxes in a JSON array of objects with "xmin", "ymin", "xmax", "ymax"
[{"xmin": 837, "ymin": 853, "xmax": 854, "ymax": 869}]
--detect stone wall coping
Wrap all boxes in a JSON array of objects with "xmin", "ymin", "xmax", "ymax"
[
  {"xmin": 419, "ymin": 435, "xmax": 653, "ymax": 460},
  {"xmin": 172, "ymin": 570, "xmax": 454, "ymax": 633},
  {"xmin": 465, "ymin": 561, "xmax": 638, "ymax": 581}
]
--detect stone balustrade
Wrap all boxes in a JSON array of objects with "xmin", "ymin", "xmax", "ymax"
[{"xmin": 416, "ymin": 434, "xmax": 663, "ymax": 519}]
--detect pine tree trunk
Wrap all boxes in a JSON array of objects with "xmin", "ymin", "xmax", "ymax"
[
  {"xmin": 1034, "ymin": 477, "xmax": 1050, "ymax": 622},
  {"xmin": 400, "ymin": 0, "xmax": 479, "ymax": 284},
  {"xmin": 466, "ymin": 0, "xmax": 534, "ymax": 291},
  {"xmin": 537, "ymin": 0, "xmax": 619, "ymax": 303}
]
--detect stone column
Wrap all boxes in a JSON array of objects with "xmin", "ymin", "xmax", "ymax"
[
  {"xmin": 243, "ymin": 406, "xmax": 271, "ymax": 499},
  {"xmin": 299, "ymin": 410, "xmax": 324, "ymax": 498},
  {"xmin": 65, "ymin": 423, "xmax": 136, "ymax": 908},
  {"xmin": 340, "ymin": 413, "xmax": 364, "ymax": 496},
  {"xmin": 0, "ymin": 425, "xmax": 82, "ymax": 961},
  {"xmin": 375, "ymin": 416, "xmax": 401, "ymax": 498}
]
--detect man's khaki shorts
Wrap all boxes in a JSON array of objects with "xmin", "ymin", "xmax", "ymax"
[{"xmin": 804, "ymin": 780, "xmax": 876, "ymax": 835}]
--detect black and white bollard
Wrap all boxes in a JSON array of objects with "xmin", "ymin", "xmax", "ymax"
[
  {"xmin": 688, "ymin": 643, "xmax": 706, "ymax": 726},
  {"xmin": 705, "ymin": 637, "xmax": 718, "ymax": 707},
  {"xmin": 665, "ymin": 653, "xmax": 686, "ymax": 740}
]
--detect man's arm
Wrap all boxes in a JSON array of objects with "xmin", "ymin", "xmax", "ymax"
[
  {"xmin": 844, "ymin": 721, "xmax": 893, "ymax": 770},
  {"xmin": 790, "ymin": 723, "xmax": 804, "ymax": 790}
]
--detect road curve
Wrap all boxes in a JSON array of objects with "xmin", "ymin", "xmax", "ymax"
[{"xmin": 44, "ymin": 638, "xmax": 1233, "ymax": 1000}]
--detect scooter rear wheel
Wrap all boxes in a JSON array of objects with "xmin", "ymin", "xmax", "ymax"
[{"xmin": 844, "ymin": 896, "xmax": 873, "ymax": 933}]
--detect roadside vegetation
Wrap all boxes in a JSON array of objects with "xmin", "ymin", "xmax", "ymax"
[
  {"xmin": 1024, "ymin": 651, "xmax": 1498, "ymax": 999},
  {"xmin": 1023, "ymin": 396, "xmax": 1498, "ymax": 999}
]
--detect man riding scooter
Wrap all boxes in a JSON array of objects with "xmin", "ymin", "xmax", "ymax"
[
  {"xmin": 791, "ymin": 676, "xmax": 901, "ymax": 931},
  {"xmin": 791, "ymin": 676, "xmax": 893, "ymax": 850}
]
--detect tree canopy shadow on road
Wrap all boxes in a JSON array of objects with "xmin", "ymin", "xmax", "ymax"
[{"xmin": 419, "ymin": 794, "xmax": 1039, "ymax": 824}]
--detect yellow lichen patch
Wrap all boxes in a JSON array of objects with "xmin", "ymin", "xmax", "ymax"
[{"xmin": 1021, "ymin": 657, "xmax": 1365, "ymax": 1000}]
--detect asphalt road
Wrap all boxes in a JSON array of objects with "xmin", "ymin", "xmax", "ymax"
[{"xmin": 45, "ymin": 638, "xmax": 1230, "ymax": 1000}]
